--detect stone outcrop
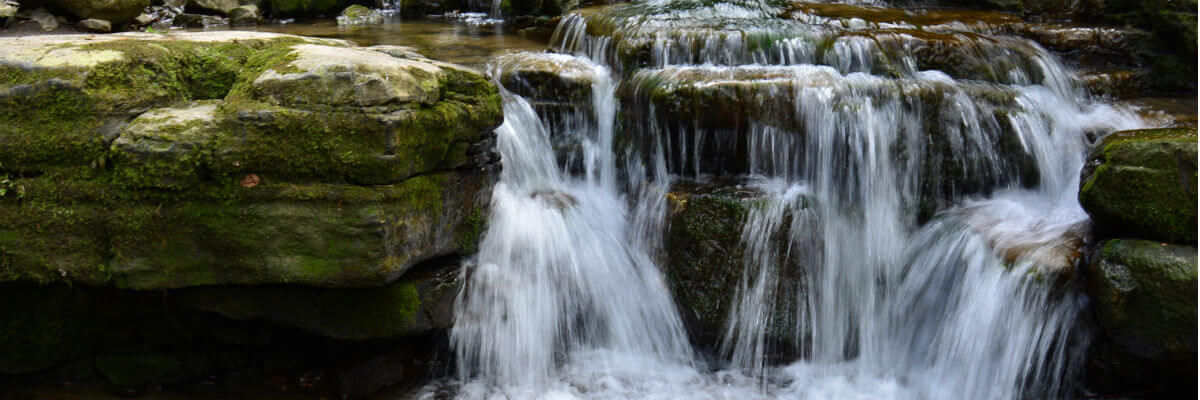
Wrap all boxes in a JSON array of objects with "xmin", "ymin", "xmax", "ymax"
[
  {"xmin": 1080, "ymin": 127, "xmax": 1197, "ymax": 243},
  {"xmin": 0, "ymin": 31, "xmax": 500, "ymax": 394},
  {"xmin": 1080, "ymin": 127, "xmax": 1199, "ymax": 397},
  {"xmin": 0, "ymin": 31, "xmax": 500, "ymax": 289}
]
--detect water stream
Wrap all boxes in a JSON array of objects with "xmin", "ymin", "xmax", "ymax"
[{"xmin": 420, "ymin": 0, "xmax": 1156, "ymax": 398}]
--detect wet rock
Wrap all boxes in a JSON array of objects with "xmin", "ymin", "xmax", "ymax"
[
  {"xmin": 227, "ymin": 4, "xmax": 259, "ymax": 24},
  {"xmin": 77, "ymin": 18, "xmax": 112, "ymax": 32},
  {"xmin": 1080, "ymin": 127, "xmax": 1197, "ymax": 243},
  {"xmin": 38, "ymin": 0, "xmax": 150, "ymax": 25},
  {"xmin": 491, "ymin": 52, "xmax": 596, "ymax": 104},
  {"xmin": 337, "ymin": 4, "xmax": 384, "ymax": 26},
  {"xmin": 621, "ymin": 64, "xmax": 1038, "ymax": 213},
  {"xmin": 1086, "ymin": 239, "xmax": 1197, "ymax": 376},
  {"xmin": 663, "ymin": 181, "xmax": 805, "ymax": 355},
  {"xmin": 188, "ymin": 0, "xmax": 237, "ymax": 14}
]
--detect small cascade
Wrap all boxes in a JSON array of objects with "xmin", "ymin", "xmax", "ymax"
[
  {"xmin": 449, "ymin": 55, "xmax": 694, "ymax": 396},
  {"xmin": 440, "ymin": 0, "xmax": 1157, "ymax": 398}
]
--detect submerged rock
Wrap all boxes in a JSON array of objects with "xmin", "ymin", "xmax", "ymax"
[{"xmin": 1080, "ymin": 127, "xmax": 1197, "ymax": 243}]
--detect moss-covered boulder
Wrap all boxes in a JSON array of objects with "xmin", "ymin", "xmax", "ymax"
[
  {"xmin": 1080, "ymin": 127, "xmax": 1197, "ymax": 244},
  {"xmin": 0, "ymin": 32, "xmax": 501, "ymax": 290},
  {"xmin": 1086, "ymin": 239, "xmax": 1197, "ymax": 369}
]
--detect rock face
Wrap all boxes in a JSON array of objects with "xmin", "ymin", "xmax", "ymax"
[
  {"xmin": 0, "ymin": 32, "xmax": 499, "ymax": 290},
  {"xmin": 0, "ymin": 31, "xmax": 498, "ymax": 396},
  {"xmin": 1080, "ymin": 127, "xmax": 1199, "ymax": 396},
  {"xmin": 663, "ymin": 182, "xmax": 805, "ymax": 356},
  {"xmin": 1080, "ymin": 127, "xmax": 1197, "ymax": 243}
]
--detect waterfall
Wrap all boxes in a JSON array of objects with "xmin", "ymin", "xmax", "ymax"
[
  {"xmin": 438, "ymin": 0, "xmax": 1153, "ymax": 398},
  {"xmin": 448, "ymin": 56, "xmax": 694, "ymax": 397}
]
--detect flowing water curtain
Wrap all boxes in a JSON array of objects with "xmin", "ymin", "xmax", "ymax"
[
  {"xmin": 453, "ymin": 0, "xmax": 1149, "ymax": 397},
  {"xmin": 451, "ymin": 57, "xmax": 693, "ymax": 392}
]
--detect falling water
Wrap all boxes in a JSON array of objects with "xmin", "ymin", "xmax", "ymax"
[{"xmin": 436, "ymin": 0, "xmax": 1154, "ymax": 398}]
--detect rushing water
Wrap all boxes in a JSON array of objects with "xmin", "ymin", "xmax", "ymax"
[{"xmin": 422, "ymin": 0, "xmax": 1158, "ymax": 398}]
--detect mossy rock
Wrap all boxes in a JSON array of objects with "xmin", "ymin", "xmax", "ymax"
[
  {"xmin": 662, "ymin": 182, "xmax": 805, "ymax": 355},
  {"xmin": 1086, "ymin": 239, "xmax": 1197, "ymax": 366},
  {"xmin": 1079, "ymin": 127, "xmax": 1197, "ymax": 244},
  {"xmin": 0, "ymin": 169, "xmax": 492, "ymax": 289},
  {"xmin": 0, "ymin": 33, "xmax": 324, "ymax": 172},
  {"xmin": 0, "ymin": 33, "xmax": 500, "ymax": 289},
  {"xmin": 109, "ymin": 101, "xmax": 220, "ymax": 190}
]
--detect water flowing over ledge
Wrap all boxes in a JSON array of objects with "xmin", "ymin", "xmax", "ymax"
[{"xmin": 426, "ymin": 0, "xmax": 1161, "ymax": 398}]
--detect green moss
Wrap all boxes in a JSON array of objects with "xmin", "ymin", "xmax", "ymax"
[
  {"xmin": 1087, "ymin": 239, "xmax": 1197, "ymax": 356},
  {"xmin": 1080, "ymin": 128, "xmax": 1197, "ymax": 243}
]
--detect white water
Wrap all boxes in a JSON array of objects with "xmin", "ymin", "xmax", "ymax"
[{"xmin": 426, "ymin": 1, "xmax": 1153, "ymax": 398}]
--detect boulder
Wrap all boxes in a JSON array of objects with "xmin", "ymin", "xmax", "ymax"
[
  {"xmin": 187, "ymin": 0, "xmax": 237, "ymax": 14},
  {"xmin": 1086, "ymin": 239, "xmax": 1197, "ymax": 373},
  {"xmin": 337, "ymin": 4, "xmax": 383, "ymax": 26},
  {"xmin": 34, "ymin": 0, "xmax": 150, "ymax": 24},
  {"xmin": 228, "ymin": 4, "xmax": 259, "ymax": 24},
  {"xmin": 77, "ymin": 18, "xmax": 111, "ymax": 32},
  {"xmin": 28, "ymin": 8, "xmax": 58, "ymax": 31},
  {"xmin": 0, "ymin": 32, "xmax": 501, "ymax": 290},
  {"xmin": 1080, "ymin": 127, "xmax": 1197, "ymax": 243}
]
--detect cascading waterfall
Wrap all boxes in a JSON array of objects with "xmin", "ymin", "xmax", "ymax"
[
  {"xmin": 438, "ymin": 0, "xmax": 1156, "ymax": 398},
  {"xmin": 448, "ymin": 56, "xmax": 695, "ymax": 398}
]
